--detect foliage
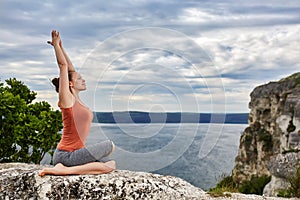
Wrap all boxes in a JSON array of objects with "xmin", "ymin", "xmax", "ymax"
[
  {"xmin": 238, "ymin": 175, "xmax": 271, "ymax": 195},
  {"xmin": 209, "ymin": 174, "xmax": 272, "ymax": 197},
  {"xmin": 208, "ymin": 175, "xmax": 238, "ymax": 197},
  {"xmin": 209, "ymin": 174, "xmax": 238, "ymax": 197},
  {"xmin": 0, "ymin": 78, "xmax": 62, "ymax": 164},
  {"xmin": 208, "ymin": 188, "xmax": 232, "ymax": 198},
  {"xmin": 277, "ymin": 189, "xmax": 292, "ymax": 198},
  {"xmin": 215, "ymin": 175, "xmax": 237, "ymax": 190},
  {"xmin": 278, "ymin": 167, "xmax": 300, "ymax": 198}
]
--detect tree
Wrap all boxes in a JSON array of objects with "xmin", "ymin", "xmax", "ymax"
[{"xmin": 0, "ymin": 78, "xmax": 62, "ymax": 164}]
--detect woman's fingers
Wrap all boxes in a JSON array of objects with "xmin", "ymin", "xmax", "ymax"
[
  {"xmin": 52, "ymin": 30, "xmax": 56, "ymax": 38},
  {"xmin": 51, "ymin": 30, "xmax": 60, "ymax": 38},
  {"xmin": 50, "ymin": 30, "xmax": 61, "ymax": 46}
]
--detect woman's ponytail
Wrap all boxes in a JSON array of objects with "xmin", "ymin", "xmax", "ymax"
[{"xmin": 51, "ymin": 77, "xmax": 60, "ymax": 93}]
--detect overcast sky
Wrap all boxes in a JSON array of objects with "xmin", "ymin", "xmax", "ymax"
[{"xmin": 1, "ymin": 0, "xmax": 299, "ymax": 113}]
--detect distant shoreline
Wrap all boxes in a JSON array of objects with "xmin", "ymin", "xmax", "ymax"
[{"xmin": 93, "ymin": 111, "xmax": 249, "ymax": 124}]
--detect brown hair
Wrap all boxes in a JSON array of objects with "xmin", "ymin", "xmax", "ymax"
[{"xmin": 51, "ymin": 72, "xmax": 75, "ymax": 93}]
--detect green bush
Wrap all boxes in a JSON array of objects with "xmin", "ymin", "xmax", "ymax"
[
  {"xmin": 278, "ymin": 167, "xmax": 300, "ymax": 198},
  {"xmin": 239, "ymin": 175, "xmax": 271, "ymax": 195},
  {"xmin": 210, "ymin": 172, "xmax": 300, "ymax": 197},
  {"xmin": 288, "ymin": 167, "xmax": 300, "ymax": 197},
  {"xmin": 215, "ymin": 175, "xmax": 237, "ymax": 189},
  {"xmin": 277, "ymin": 189, "xmax": 292, "ymax": 198},
  {"xmin": 209, "ymin": 174, "xmax": 272, "ymax": 196},
  {"xmin": 0, "ymin": 78, "xmax": 62, "ymax": 164},
  {"xmin": 277, "ymin": 167, "xmax": 300, "ymax": 198},
  {"xmin": 208, "ymin": 175, "xmax": 238, "ymax": 197}
]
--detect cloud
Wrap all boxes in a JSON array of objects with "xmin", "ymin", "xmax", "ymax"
[
  {"xmin": 197, "ymin": 25, "xmax": 300, "ymax": 80},
  {"xmin": 0, "ymin": 0, "xmax": 299, "ymax": 112},
  {"xmin": 193, "ymin": 24, "xmax": 300, "ymax": 111}
]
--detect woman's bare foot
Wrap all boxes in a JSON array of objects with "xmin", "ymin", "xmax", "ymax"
[
  {"xmin": 38, "ymin": 163, "xmax": 68, "ymax": 177},
  {"xmin": 39, "ymin": 161, "xmax": 116, "ymax": 177},
  {"xmin": 104, "ymin": 160, "xmax": 116, "ymax": 171}
]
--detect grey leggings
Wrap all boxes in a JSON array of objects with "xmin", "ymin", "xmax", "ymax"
[{"xmin": 53, "ymin": 140, "xmax": 114, "ymax": 167}]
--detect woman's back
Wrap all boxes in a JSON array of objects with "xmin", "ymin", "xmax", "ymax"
[{"xmin": 57, "ymin": 100, "xmax": 93, "ymax": 152}]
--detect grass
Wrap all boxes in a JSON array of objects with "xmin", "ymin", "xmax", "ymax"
[
  {"xmin": 208, "ymin": 174, "xmax": 271, "ymax": 197},
  {"xmin": 239, "ymin": 175, "xmax": 271, "ymax": 195},
  {"xmin": 277, "ymin": 167, "xmax": 300, "ymax": 198},
  {"xmin": 208, "ymin": 175, "xmax": 238, "ymax": 197},
  {"xmin": 209, "ymin": 169, "xmax": 300, "ymax": 198}
]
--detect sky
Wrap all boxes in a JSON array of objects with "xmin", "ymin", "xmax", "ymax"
[{"xmin": 1, "ymin": 0, "xmax": 300, "ymax": 113}]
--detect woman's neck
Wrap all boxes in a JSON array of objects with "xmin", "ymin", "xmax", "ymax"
[{"xmin": 71, "ymin": 89, "xmax": 80, "ymax": 100}]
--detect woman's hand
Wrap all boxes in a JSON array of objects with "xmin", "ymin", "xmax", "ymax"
[{"xmin": 47, "ymin": 30, "xmax": 61, "ymax": 47}]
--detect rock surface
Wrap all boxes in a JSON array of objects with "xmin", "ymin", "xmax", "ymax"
[
  {"xmin": 0, "ymin": 163, "xmax": 297, "ymax": 200},
  {"xmin": 232, "ymin": 72, "xmax": 300, "ymax": 196}
]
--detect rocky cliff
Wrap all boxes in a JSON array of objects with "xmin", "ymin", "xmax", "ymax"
[
  {"xmin": 0, "ymin": 163, "xmax": 297, "ymax": 200},
  {"xmin": 232, "ymin": 72, "xmax": 300, "ymax": 196}
]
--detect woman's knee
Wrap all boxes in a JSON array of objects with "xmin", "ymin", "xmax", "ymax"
[
  {"xmin": 106, "ymin": 141, "xmax": 115, "ymax": 157},
  {"xmin": 111, "ymin": 141, "xmax": 115, "ymax": 153}
]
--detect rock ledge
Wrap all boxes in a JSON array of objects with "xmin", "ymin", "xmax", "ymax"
[{"xmin": 0, "ymin": 163, "xmax": 297, "ymax": 200}]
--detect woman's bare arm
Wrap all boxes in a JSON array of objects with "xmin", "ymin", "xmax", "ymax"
[
  {"xmin": 60, "ymin": 40, "xmax": 76, "ymax": 72},
  {"xmin": 50, "ymin": 30, "xmax": 73, "ymax": 107},
  {"xmin": 48, "ymin": 32, "xmax": 76, "ymax": 72}
]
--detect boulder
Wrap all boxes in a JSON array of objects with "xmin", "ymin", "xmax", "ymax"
[
  {"xmin": 263, "ymin": 152, "xmax": 300, "ymax": 196},
  {"xmin": 0, "ymin": 163, "xmax": 205, "ymax": 200},
  {"xmin": 1, "ymin": 163, "xmax": 296, "ymax": 200},
  {"xmin": 1, "ymin": 163, "xmax": 298, "ymax": 200}
]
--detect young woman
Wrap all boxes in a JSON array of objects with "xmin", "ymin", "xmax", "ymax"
[{"xmin": 39, "ymin": 30, "xmax": 116, "ymax": 176}]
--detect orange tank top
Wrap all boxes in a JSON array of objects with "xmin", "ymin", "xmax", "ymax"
[{"xmin": 57, "ymin": 100, "xmax": 93, "ymax": 152}]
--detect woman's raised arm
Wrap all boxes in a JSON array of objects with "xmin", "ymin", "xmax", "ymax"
[
  {"xmin": 60, "ymin": 39, "xmax": 76, "ymax": 72},
  {"xmin": 49, "ymin": 30, "xmax": 73, "ymax": 107},
  {"xmin": 48, "ymin": 32, "xmax": 76, "ymax": 73}
]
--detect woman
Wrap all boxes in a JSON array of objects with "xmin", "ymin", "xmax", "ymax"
[{"xmin": 39, "ymin": 30, "xmax": 115, "ymax": 176}]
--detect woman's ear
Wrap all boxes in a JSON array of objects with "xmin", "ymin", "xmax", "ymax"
[{"xmin": 69, "ymin": 81, "xmax": 74, "ymax": 87}]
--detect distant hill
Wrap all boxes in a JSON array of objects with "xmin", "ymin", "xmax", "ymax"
[{"xmin": 93, "ymin": 111, "xmax": 249, "ymax": 124}]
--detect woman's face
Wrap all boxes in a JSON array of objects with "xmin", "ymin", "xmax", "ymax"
[{"xmin": 71, "ymin": 72, "xmax": 86, "ymax": 91}]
